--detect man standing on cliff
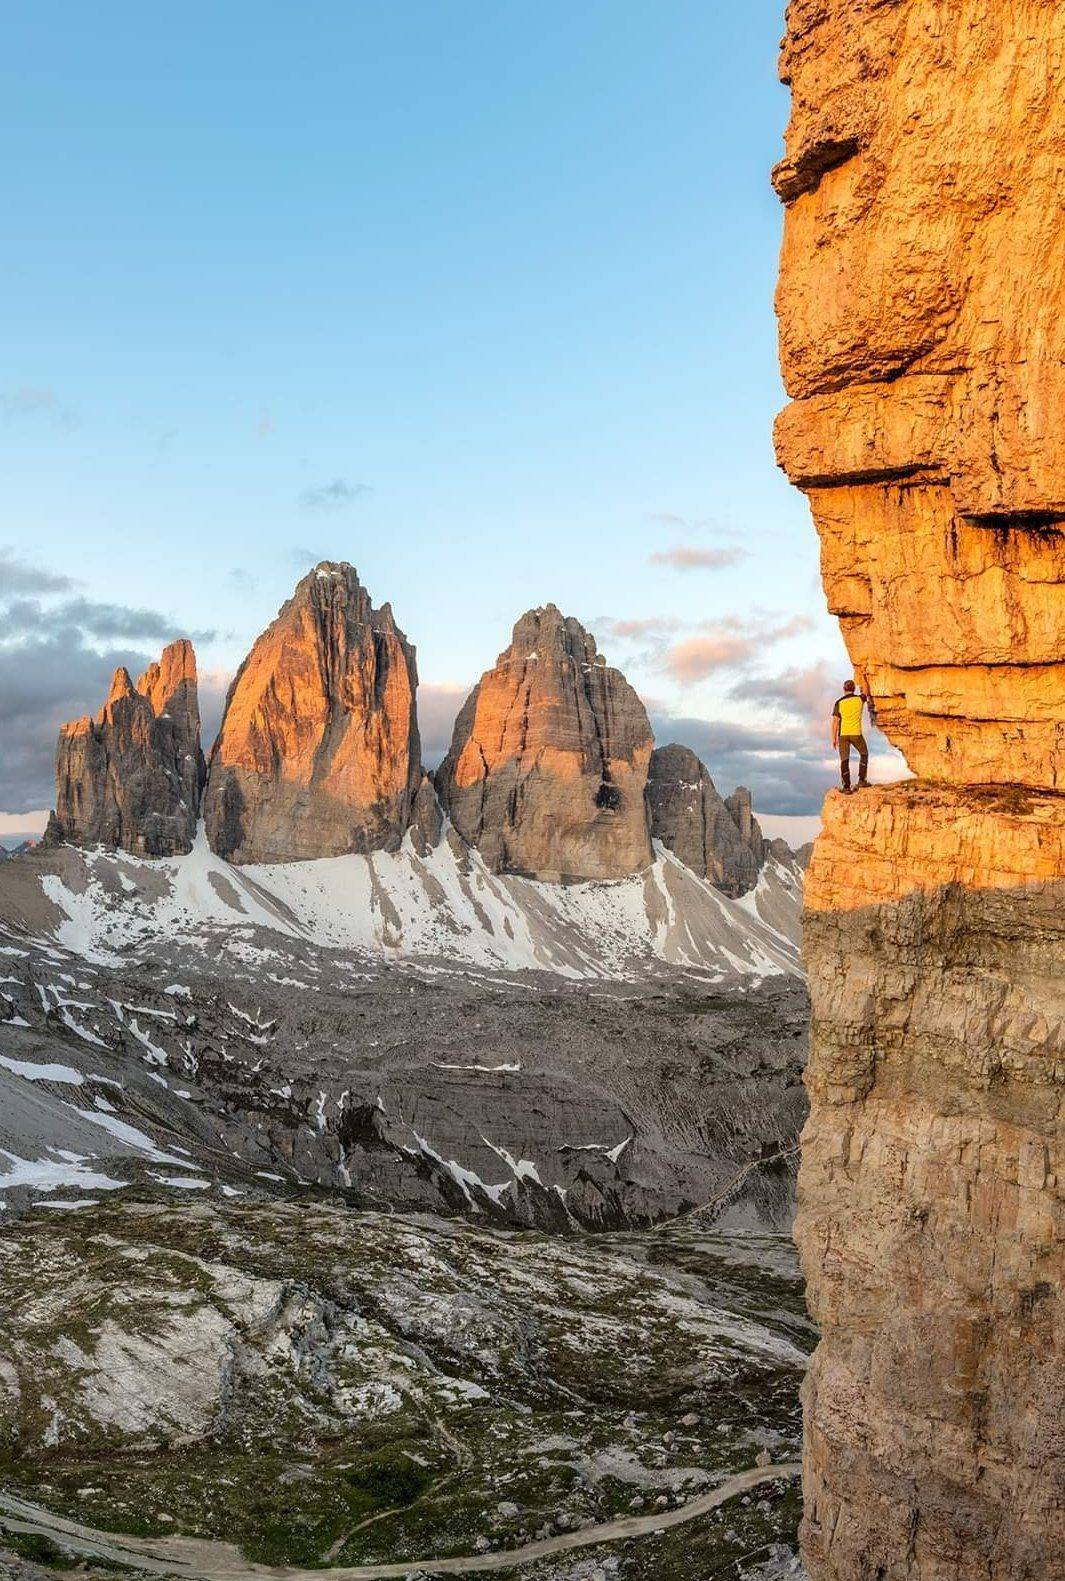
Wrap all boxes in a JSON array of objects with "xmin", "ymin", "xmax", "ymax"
[{"xmin": 831, "ymin": 675, "xmax": 875, "ymax": 792}]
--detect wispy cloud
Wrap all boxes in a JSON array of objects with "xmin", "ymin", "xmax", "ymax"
[
  {"xmin": 660, "ymin": 630, "xmax": 756, "ymax": 682},
  {"xmin": 596, "ymin": 615, "xmax": 682, "ymax": 642},
  {"xmin": 658, "ymin": 614, "xmax": 814, "ymax": 685},
  {"xmin": 593, "ymin": 609, "xmax": 816, "ymax": 680},
  {"xmin": 643, "ymin": 510, "xmax": 743, "ymax": 538},
  {"xmin": 590, "ymin": 614, "xmax": 684, "ymax": 670},
  {"xmin": 649, "ymin": 545, "xmax": 747, "ymax": 572},
  {"xmin": 762, "ymin": 615, "xmax": 816, "ymax": 642},
  {"xmin": 645, "ymin": 510, "xmax": 690, "ymax": 528},
  {"xmin": 0, "ymin": 596, "xmax": 215, "ymax": 646},
  {"xmin": 0, "ymin": 548, "xmax": 76, "ymax": 596},
  {"xmin": 0, "ymin": 387, "xmax": 76, "ymax": 426},
  {"xmin": 298, "ymin": 477, "xmax": 371, "ymax": 511},
  {"xmin": 729, "ymin": 659, "xmax": 837, "ymax": 726}
]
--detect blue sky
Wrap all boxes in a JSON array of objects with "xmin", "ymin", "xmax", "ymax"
[{"xmin": 0, "ymin": 2, "xmax": 899, "ymax": 837}]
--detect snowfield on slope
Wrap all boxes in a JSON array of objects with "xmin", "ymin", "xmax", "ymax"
[{"xmin": 35, "ymin": 824, "xmax": 802, "ymax": 982}]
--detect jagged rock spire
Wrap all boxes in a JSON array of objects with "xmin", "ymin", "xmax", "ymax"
[
  {"xmin": 48, "ymin": 637, "xmax": 204, "ymax": 857},
  {"xmin": 203, "ymin": 562, "xmax": 420, "ymax": 864},
  {"xmin": 646, "ymin": 745, "xmax": 765, "ymax": 897}
]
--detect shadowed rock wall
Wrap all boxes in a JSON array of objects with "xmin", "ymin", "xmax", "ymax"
[
  {"xmin": 774, "ymin": 2, "xmax": 1065, "ymax": 1576},
  {"xmin": 647, "ymin": 744, "xmax": 766, "ymax": 897},
  {"xmin": 49, "ymin": 638, "xmax": 204, "ymax": 857},
  {"xmin": 436, "ymin": 604, "xmax": 654, "ymax": 881}
]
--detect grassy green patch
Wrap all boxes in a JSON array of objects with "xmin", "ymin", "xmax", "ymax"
[
  {"xmin": 0, "ymin": 1529, "xmax": 142, "ymax": 1577},
  {"xmin": 0, "ymin": 1529, "xmax": 73, "ymax": 1568},
  {"xmin": 339, "ymin": 1446, "xmax": 431, "ymax": 1507},
  {"xmin": 1, "ymin": 1199, "xmax": 809, "ymax": 1571}
]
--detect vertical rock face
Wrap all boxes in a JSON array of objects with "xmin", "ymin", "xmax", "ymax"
[
  {"xmin": 646, "ymin": 744, "xmax": 766, "ymax": 896},
  {"xmin": 724, "ymin": 786, "xmax": 765, "ymax": 873},
  {"xmin": 774, "ymin": 0, "xmax": 1065, "ymax": 788},
  {"xmin": 50, "ymin": 638, "xmax": 204, "ymax": 857},
  {"xmin": 435, "ymin": 605, "xmax": 653, "ymax": 880},
  {"xmin": 204, "ymin": 564, "xmax": 420, "ymax": 865},
  {"xmin": 775, "ymin": 4, "xmax": 1065, "ymax": 1578}
]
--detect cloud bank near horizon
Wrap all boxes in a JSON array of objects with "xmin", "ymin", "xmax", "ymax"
[{"xmin": 0, "ymin": 550, "xmax": 222, "ymax": 815}]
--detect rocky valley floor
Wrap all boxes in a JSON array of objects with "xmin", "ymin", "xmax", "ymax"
[
  {"xmin": 0, "ymin": 843, "xmax": 807, "ymax": 1233},
  {"xmin": 0, "ymin": 842, "xmax": 810, "ymax": 1577},
  {"xmin": 0, "ymin": 1197, "xmax": 809, "ymax": 1580}
]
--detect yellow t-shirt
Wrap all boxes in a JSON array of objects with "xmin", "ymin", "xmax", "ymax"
[{"xmin": 835, "ymin": 694, "xmax": 865, "ymax": 735}]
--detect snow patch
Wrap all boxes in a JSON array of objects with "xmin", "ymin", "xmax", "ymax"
[
  {"xmin": 0, "ymin": 1149, "xmax": 125, "ymax": 1195},
  {"xmin": 69, "ymin": 1107, "xmax": 199, "ymax": 1168},
  {"xmin": 0, "ymin": 1054, "xmax": 85, "ymax": 1085}
]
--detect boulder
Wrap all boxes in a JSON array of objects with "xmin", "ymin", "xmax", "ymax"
[
  {"xmin": 203, "ymin": 563, "xmax": 420, "ymax": 864},
  {"xmin": 435, "ymin": 605, "xmax": 653, "ymax": 881},
  {"xmin": 48, "ymin": 639, "xmax": 204, "ymax": 857}
]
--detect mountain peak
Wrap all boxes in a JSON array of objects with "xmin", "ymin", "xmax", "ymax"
[
  {"xmin": 203, "ymin": 565, "xmax": 420, "ymax": 864},
  {"xmin": 648, "ymin": 746, "xmax": 766, "ymax": 898},
  {"xmin": 505, "ymin": 605, "xmax": 603, "ymax": 667},
  {"xmin": 137, "ymin": 637, "xmax": 198, "ymax": 714},
  {"xmin": 51, "ymin": 643, "xmax": 204, "ymax": 857},
  {"xmin": 437, "ymin": 608, "xmax": 653, "ymax": 881},
  {"xmin": 104, "ymin": 667, "xmax": 136, "ymax": 707}
]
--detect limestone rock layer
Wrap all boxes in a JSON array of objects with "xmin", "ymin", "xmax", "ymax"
[
  {"xmin": 435, "ymin": 605, "xmax": 653, "ymax": 881},
  {"xmin": 775, "ymin": 3, "xmax": 1065, "ymax": 1577},
  {"xmin": 646, "ymin": 744, "xmax": 766, "ymax": 897},
  {"xmin": 774, "ymin": 0, "xmax": 1065, "ymax": 790},
  {"xmin": 49, "ymin": 639, "xmax": 204, "ymax": 857},
  {"xmin": 203, "ymin": 563, "xmax": 420, "ymax": 864},
  {"xmin": 799, "ymin": 787, "xmax": 1064, "ymax": 1580}
]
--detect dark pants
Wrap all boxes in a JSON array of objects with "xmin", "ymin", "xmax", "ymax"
[{"xmin": 839, "ymin": 733, "xmax": 869, "ymax": 789}]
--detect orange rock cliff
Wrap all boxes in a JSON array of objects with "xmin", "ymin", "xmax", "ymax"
[
  {"xmin": 774, "ymin": 3, "xmax": 1064, "ymax": 1577},
  {"xmin": 202, "ymin": 564, "xmax": 421, "ymax": 864}
]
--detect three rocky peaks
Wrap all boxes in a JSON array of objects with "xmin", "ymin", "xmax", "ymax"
[{"xmin": 48, "ymin": 562, "xmax": 771, "ymax": 895}]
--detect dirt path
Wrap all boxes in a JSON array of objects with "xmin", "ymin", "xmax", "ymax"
[{"xmin": 0, "ymin": 1462, "xmax": 800, "ymax": 1578}]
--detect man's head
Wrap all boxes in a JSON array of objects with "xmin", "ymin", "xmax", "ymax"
[{"xmin": 843, "ymin": 679, "xmax": 856, "ymax": 694}]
